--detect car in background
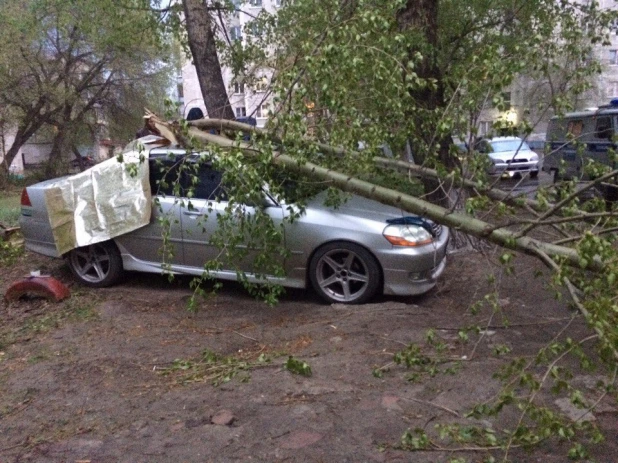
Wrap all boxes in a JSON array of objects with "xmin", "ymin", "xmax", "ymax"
[
  {"xmin": 476, "ymin": 136, "xmax": 540, "ymax": 178},
  {"xmin": 19, "ymin": 144, "xmax": 450, "ymax": 305}
]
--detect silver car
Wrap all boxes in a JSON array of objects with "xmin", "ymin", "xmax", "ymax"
[
  {"xmin": 19, "ymin": 147, "xmax": 449, "ymax": 304},
  {"xmin": 478, "ymin": 136, "xmax": 540, "ymax": 178}
]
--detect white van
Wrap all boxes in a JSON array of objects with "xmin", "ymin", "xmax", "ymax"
[{"xmin": 544, "ymin": 103, "xmax": 617, "ymax": 181}]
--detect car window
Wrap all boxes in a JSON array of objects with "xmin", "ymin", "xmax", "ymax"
[
  {"xmin": 149, "ymin": 158, "xmax": 181, "ymax": 196},
  {"xmin": 595, "ymin": 117, "xmax": 612, "ymax": 140},
  {"xmin": 567, "ymin": 120, "xmax": 583, "ymax": 138},
  {"xmin": 489, "ymin": 139, "xmax": 530, "ymax": 152},
  {"xmin": 183, "ymin": 163, "xmax": 228, "ymax": 201}
]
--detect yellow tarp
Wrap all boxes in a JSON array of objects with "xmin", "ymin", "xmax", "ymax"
[{"xmin": 44, "ymin": 150, "xmax": 151, "ymax": 255}]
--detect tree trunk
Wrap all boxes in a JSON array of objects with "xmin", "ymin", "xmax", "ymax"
[
  {"xmin": 182, "ymin": 0, "xmax": 235, "ymax": 120},
  {"xmin": 45, "ymin": 128, "xmax": 67, "ymax": 178},
  {"xmin": 1, "ymin": 124, "xmax": 42, "ymax": 176},
  {"xmin": 396, "ymin": 0, "xmax": 458, "ymax": 207}
]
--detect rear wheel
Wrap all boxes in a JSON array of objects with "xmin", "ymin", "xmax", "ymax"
[
  {"xmin": 67, "ymin": 241, "xmax": 123, "ymax": 287},
  {"xmin": 309, "ymin": 242, "xmax": 381, "ymax": 304}
]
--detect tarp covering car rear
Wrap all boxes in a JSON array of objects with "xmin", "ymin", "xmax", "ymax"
[{"xmin": 44, "ymin": 147, "xmax": 151, "ymax": 255}]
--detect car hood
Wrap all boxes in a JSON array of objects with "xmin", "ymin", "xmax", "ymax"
[
  {"xmin": 488, "ymin": 149, "xmax": 537, "ymax": 162},
  {"xmin": 305, "ymin": 190, "xmax": 415, "ymax": 222}
]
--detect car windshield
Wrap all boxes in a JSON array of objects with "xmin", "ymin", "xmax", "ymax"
[{"xmin": 490, "ymin": 139, "xmax": 530, "ymax": 152}]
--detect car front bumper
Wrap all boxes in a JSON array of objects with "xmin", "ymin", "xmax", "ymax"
[
  {"xmin": 379, "ymin": 227, "xmax": 449, "ymax": 296},
  {"xmin": 490, "ymin": 160, "xmax": 539, "ymax": 176}
]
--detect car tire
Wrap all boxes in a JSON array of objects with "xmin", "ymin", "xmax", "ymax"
[
  {"xmin": 309, "ymin": 242, "xmax": 381, "ymax": 304},
  {"xmin": 530, "ymin": 170, "xmax": 539, "ymax": 179},
  {"xmin": 67, "ymin": 241, "xmax": 123, "ymax": 287}
]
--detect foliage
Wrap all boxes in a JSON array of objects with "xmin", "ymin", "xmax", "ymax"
[
  {"xmin": 284, "ymin": 356, "xmax": 312, "ymax": 376},
  {"xmin": 158, "ymin": 348, "xmax": 277, "ymax": 386},
  {"xmin": 0, "ymin": 191, "xmax": 20, "ymax": 227},
  {"xmin": 0, "ymin": 237, "xmax": 23, "ymax": 267},
  {"xmin": 0, "ymin": 0, "xmax": 174, "ymax": 175}
]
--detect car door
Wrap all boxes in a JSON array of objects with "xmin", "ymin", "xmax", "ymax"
[
  {"xmin": 115, "ymin": 156, "xmax": 184, "ymax": 266},
  {"xmin": 179, "ymin": 163, "xmax": 285, "ymax": 276}
]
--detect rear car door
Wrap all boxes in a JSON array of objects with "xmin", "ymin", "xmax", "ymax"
[{"xmin": 115, "ymin": 154, "xmax": 184, "ymax": 265}]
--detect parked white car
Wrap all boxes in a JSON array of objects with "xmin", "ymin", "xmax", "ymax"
[{"xmin": 476, "ymin": 136, "xmax": 540, "ymax": 178}]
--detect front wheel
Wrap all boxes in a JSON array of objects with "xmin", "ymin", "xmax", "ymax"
[
  {"xmin": 530, "ymin": 170, "xmax": 539, "ymax": 179},
  {"xmin": 67, "ymin": 241, "xmax": 123, "ymax": 287},
  {"xmin": 309, "ymin": 242, "xmax": 381, "ymax": 304}
]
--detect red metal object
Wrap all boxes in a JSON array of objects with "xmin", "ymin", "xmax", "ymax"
[{"xmin": 4, "ymin": 276, "xmax": 71, "ymax": 302}]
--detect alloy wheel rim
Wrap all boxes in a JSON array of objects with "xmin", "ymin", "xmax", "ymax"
[
  {"xmin": 71, "ymin": 245, "xmax": 111, "ymax": 283},
  {"xmin": 316, "ymin": 249, "xmax": 370, "ymax": 302}
]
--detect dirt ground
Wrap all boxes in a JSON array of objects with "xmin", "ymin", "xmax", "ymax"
[{"xmin": 1, "ymin": 248, "xmax": 617, "ymax": 463}]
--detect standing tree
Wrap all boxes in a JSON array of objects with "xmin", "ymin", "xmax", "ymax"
[
  {"xmin": 181, "ymin": 0, "xmax": 235, "ymax": 120},
  {"xmin": 0, "ymin": 0, "xmax": 173, "ymax": 177}
]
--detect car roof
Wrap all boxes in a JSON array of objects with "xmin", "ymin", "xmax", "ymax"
[{"xmin": 549, "ymin": 107, "xmax": 618, "ymax": 120}]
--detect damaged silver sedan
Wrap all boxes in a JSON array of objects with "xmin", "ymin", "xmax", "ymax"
[{"xmin": 19, "ymin": 140, "xmax": 449, "ymax": 304}]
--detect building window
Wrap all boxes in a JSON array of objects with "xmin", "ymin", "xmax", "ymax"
[
  {"xmin": 230, "ymin": 26, "xmax": 241, "ymax": 41},
  {"xmin": 254, "ymin": 76, "xmax": 268, "ymax": 92},
  {"xmin": 607, "ymin": 81, "xmax": 618, "ymax": 98},
  {"xmin": 247, "ymin": 21, "xmax": 261, "ymax": 36},
  {"xmin": 235, "ymin": 107, "xmax": 247, "ymax": 118},
  {"xmin": 609, "ymin": 49, "xmax": 618, "ymax": 65},
  {"xmin": 233, "ymin": 81, "xmax": 245, "ymax": 94},
  {"xmin": 478, "ymin": 121, "xmax": 492, "ymax": 136},
  {"xmin": 249, "ymin": 0, "xmax": 262, "ymax": 6},
  {"xmin": 275, "ymin": 0, "xmax": 283, "ymax": 6},
  {"xmin": 256, "ymin": 104, "xmax": 270, "ymax": 118}
]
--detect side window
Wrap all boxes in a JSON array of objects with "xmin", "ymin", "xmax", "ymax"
[
  {"xmin": 183, "ymin": 164, "xmax": 227, "ymax": 201},
  {"xmin": 595, "ymin": 117, "xmax": 612, "ymax": 140},
  {"xmin": 149, "ymin": 158, "xmax": 181, "ymax": 196},
  {"xmin": 567, "ymin": 120, "xmax": 583, "ymax": 138}
]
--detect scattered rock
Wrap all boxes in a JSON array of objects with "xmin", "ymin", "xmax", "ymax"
[
  {"xmin": 381, "ymin": 395, "xmax": 403, "ymax": 412},
  {"xmin": 186, "ymin": 416, "xmax": 210, "ymax": 428},
  {"xmin": 211, "ymin": 409, "xmax": 235, "ymax": 426}
]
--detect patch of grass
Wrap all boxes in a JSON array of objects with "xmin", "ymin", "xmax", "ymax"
[
  {"xmin": 0, "ymin": 191, "xmax": 21, "ymax": 227},
  {"xmin": 0, "ymin": 236, "xmax": 24, "ymax": 266}
]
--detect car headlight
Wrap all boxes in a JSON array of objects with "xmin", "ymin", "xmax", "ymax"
[
  {"xmin": 383, "ymin": 224, "xmax": 433, "ymax": 246},
  {"xmin": 530, "ymin": 153, "xmax": 539, "ymax": 161}
]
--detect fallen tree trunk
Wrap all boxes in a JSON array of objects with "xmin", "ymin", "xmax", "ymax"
[{"xmin": 150, "ymin": 115, "xmax": 600, "ymax": 272}]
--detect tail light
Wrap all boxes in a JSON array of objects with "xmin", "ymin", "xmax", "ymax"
[{"xmin": 21, "ymin": 188, "xmax": 32, "ymax": 207}]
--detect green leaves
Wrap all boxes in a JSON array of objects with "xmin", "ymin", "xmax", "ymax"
[{"xmin": 284, "ymin": 356, "xmax": 312, "ymax": 376}]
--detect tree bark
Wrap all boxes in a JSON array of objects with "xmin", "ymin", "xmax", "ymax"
[
  {"xmin": 396, "ymin": 1, "xmax": 459, "ymax": 207},
  {"xmin": 182, "ymin": 0, "xmax": 235, "ymax": 120}
]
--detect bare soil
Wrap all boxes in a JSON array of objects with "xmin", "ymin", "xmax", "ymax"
[{"xmin": 1, "ymin": 249, "xmax": 617, "ymax": 462}]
